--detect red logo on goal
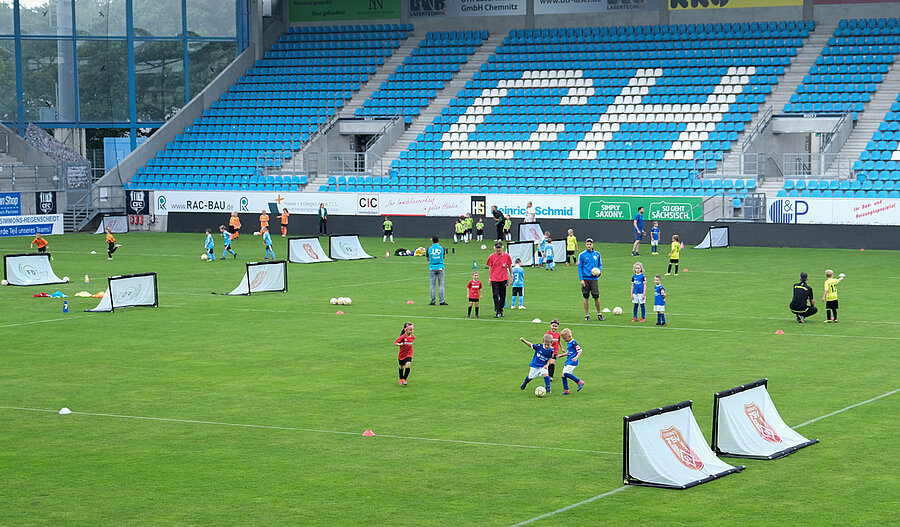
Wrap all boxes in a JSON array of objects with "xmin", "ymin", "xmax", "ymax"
[
  {"xmin": 250, "ymin": 270, "xmax": 268, "ymax": 289},
  {"xmin": 303, "ymin": 243, "xmax": 319, "ymax": 260},
  {"xmin": 660, "ymin": 425, "xmax": 704, "ymax": 470},
  {"xmin": 744, "ymin": 402, "xmax": 781, "ymax": 443}
]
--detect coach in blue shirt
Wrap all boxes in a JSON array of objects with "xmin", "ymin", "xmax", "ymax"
[
  {"xmin": 427, "ymin": 235, "xmax": 448, "ymax": 305},
  {"xmin": 578, "ymin": 238, "xmax": 604, "ymax": 322},
  {"xmin": 632, "ymin": 206, "xmax": 645, "ymax": 256}
]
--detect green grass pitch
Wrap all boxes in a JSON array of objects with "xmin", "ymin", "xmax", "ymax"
[{"xmin": 1, "ymin": 231, "xmax": 897, "ymax": 525}]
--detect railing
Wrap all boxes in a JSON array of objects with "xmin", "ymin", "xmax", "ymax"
[
  {"xmin": 0, "ymin": 164, "xmax": 63, "ymax": 191},
  {"xmin": 820, "ymin": 110, "xmax": 853, "ymax": 157},
  {"xmin": 696, "ymin": 191, "xmax": 767, "ymax": 222},
  {"xmin": 66, "ymin": 184, "xmax": 126, "ymax": 232},
  {"xmin": 741, "ymin": 106, "xmax": 773, "ymax": 152},
  {"xmin": 0, "ymin": 131, "xmax": 8, "ymax": 154},
  {"xmin": 783, "ymin": 153, "xmax": 853, "ymax": 179}
]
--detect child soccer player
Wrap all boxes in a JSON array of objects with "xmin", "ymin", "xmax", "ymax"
[
  {"xmin": 204, "ymin": 228, "xmax": 216, "ymax": 261},
  {"xmin": 219, "ymin": 225, "xmax": 237, "ymax": 259},
  {"xmin": 650, "ymin": 221, "xmax": 660, "ymax": 255},
  {"xmin": 394, "ymin": 322, "xmax": 415, "ymax": 385},
  {"xmin": 259, "ymin": 210, "xmax": 269, "ymax": 233},
  {"xmin": 545, "ymin": 318, "xmax": 561, "ymax": 381},
  {"xmin": 280, "ymin": 208, "xmax": 289, "ymax": 237},
  {"xmin": 383, "ymin": 216, "xmax": 394, "ymax": 243},
  {"xmin": 504, "ymin": 217, "xmax": 512, "ymax": 241},
  {"xmin": 467, "ymin": 270, "xmax": 482, "ymax": 318},
  {"xmin": 453, "ymin": 218, "xmax": 463, "ymax": 244},
  {"xmin": 464, "ymin": 213, "xmax": 473, "ymax": 243},
  {"xmin": 823, "ymin": 269, "xmax": 845, "ymax": 323},
  {"xmin": 558, "ymin": 328, "xmax": 585, "ymax": 395},
  {"xmin": 519, "ymin": 334, "xmax": 553, "ymax": 394},
  {"xmin": 653, "ymin": 275, "xmax": 667, "ymax": 326},
  {"xmin": 263, "ymin": 227, "xmax": 276, "ymax": 260},
  {"xmin": 229, "ymin": 212, "xmax": 241, "ymax": 239},
  {"xmin": 105, "ymin": 227, "xmax": 121, "ymax": 260},
  {"xmin": 511, "ymin": 258, "xmax": 525, "ymax": 309},
  {"xmin": 544, "ymin": 237, "xmax": 555, "ymax": 271},
  {"xmin": 566, "ymin": 228, "xmax": 577, "ymax": 266},
  {"xmin": 631, "ymin": 262, "xmax": 647, "ymax": 322},
  {"xmin": 666, "ymin": 235, "xmax": 681, "ymax": 276},
  {"xmin": 475, "ymin": 218, "xmax": 484, "ymax": 242},
  {"xmin": 31, "ymin": 232, "xmax": 48, "ymax": 253}
]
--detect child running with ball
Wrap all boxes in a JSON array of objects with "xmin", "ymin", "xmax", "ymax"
[
  {"xmin": 395, "ymin": 322, "xmax": 415, "ymax": 386},
  {"xmin": 519, "ymin": 334, "xmax": 554, "ymax": 394}
]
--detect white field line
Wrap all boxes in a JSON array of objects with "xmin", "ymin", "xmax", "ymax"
[
  {"xmin": 509, "ymin": 386, "xmax": 900, "ymax": 526},
  {"xmin": 0, "ymin": 406, "xmax": 617, "ymax": 455},
  {"xmin": 0, "ymin": 317, "xmax": 73, "ymax": 329}
]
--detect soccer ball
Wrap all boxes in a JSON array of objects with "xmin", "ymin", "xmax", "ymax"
[
  {"xmin": 337, "ymin": 297, "xmax": 346, "ymax": 305},
  {"xmin": 62, "ymin": 276, "xmax": 70, "ymax": 283},
  {"xmin": 344, "ymin": 297, "xmax": 352, "ymax": 305},
  {"xmin": 91, "ymin": 250, "xmax": 97, "ymax": 255},
  {"xmin": 602, "ymin": 307, "xmax": 610, "ymax": 313},
  {"xmin": 0, "ymin": 279, "xmax": 7, "ymax": 286},
  {"xmin": 591, "ymin": 267, "xmax": 601, "ymax": 277},
  {"xmin": 534, "ymin": 386, "xmax": 547, "ymax": 398},
  {"xmin": 201, "ymin": 254, "xmax": 208, "ymax": 260},
  {"xmin": 480, "ymin": 244, "xmax": 486, "ymax": 250},
  {"xmin": 330, "ymin": 297, "xmax": 338, "ymax": 305},
  {"xmin": 613, "ymin": 306, "xmax": 623, "ymax": 315},
  {"xmin": 253, "ymin": 231, "xmax": 260, "ymax": 236}
]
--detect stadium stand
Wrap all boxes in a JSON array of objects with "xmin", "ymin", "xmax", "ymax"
[
  {"xmin": 349, "ymin": 21, "xmax": 814, "ymax": 195},
  {"xmin": 783, "ymin": 18, "xmax": 899, "ymax": 120},
  {"xmin": 355, "ymin": 30, "xmax": 489, "ymax": 124},
  {"xmin": 129, "ymin": 24, "xmax": 412, "ymax": 191}
]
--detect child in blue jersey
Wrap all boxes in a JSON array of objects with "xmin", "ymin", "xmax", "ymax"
[
  {"xmin": 511, "ymin": 258, "xmax": 525, "ymax": 309},
  {"xmin": 650, "ymin": 221, "xmax": 660, "ymax": 255},
  {"xmin": 538, "ymin": 231, "xmax": 551, "ymax": 267},
  {"xmin": 544, "ymin": 238, "xmax": 555, "ymax": 271},
  {"xmin": 204, "ymin": 228, "xmax": 216, "ymax": 261},
  {"xmin": 219, "ymin": 225, "xmax": 237, "ymax": 259},
  {"xmin": 557, "ymin": 328, "xmax": 585, "ymax": 395},
  {"xmin": 631, "ymin": 262, "xmax": 647, "ymax": 322},
  {"xmin": 653, "ymin": 275, "xmax": 667, "ymax": 326},
  {"xmin": 262, "ymin": 227, "xmax": 276, "ymax": 260},
  {"xmin": 519, "ymin": 334, "xmax": 554, "ymax": 394}
]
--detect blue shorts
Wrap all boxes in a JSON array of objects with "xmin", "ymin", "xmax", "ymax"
[{"xmin": 634, "ymin": 231, "xmax": 643, "ymax": 241}]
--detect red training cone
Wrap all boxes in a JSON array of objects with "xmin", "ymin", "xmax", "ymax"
[
  {"xmin": 363, "ymin": 429, "xmax": 375, "ymax": 437},
  {"xmin": 385, "ymin": 250, "xmax": 390, "ymax": 258},
  {"xmin": 860, "ymin": 248, "xmax": 865, "ymax": 251},
  {"xmin": 682, "ymin": 268, "xmax": 689, "ymax": 272},
  {"xmin": 407, "ymin": 300, "xmax": 414, "ymax": 304},
  {"xmin": 336, "ymin": 310, "xmax": 344, "ymax": 315},
  {"xmin": 775, "ymin": 329, "xmax": 784, "ymax": 334}
]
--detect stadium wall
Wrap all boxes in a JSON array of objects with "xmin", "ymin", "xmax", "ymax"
[{"xmin": 164, "ymin": 213, "xmax": 897, "ymax": 250}]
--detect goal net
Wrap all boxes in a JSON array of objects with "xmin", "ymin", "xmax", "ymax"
[
  {"xmin": 535, "ymin": 240, "xmax": 566, "ymax": 264},
  {"xmin": 288, "ymin": 237, "xmax": 333, "ymax": 263},
  {"xmin": 329, "ymin": 235, "xmax": 374, "ymax": 260},
  {"xmin": 227, "ymin": 260, "xmax": 287, "ymax": 295},
  {"xmin": 695, "ymin": 226, "xmax": 729, "ymax": 249},
  {"xmin": 3, "ymin": 253, "xmax": 65, "ymax": 286},
  {"xmin": 94, "ymin": 215, "xmax": 129, "ymax": 234},
  {"xmin": 624, "ymin": 401, "xmax": 745, "ymax": 489},
  {"xmin": 518, "ymin": 222, "xmax": 543, "ymax": 242},
  {"xmin": 506, "ymin": 241, "xmax": 534, "ymax": 267},
  {"xmin": 86, "ymin": 273, "xmax": 158, "ymax": 312},
  {"xmin": 713, "ymin": 379, "xmax": 819, "ymax": 460}
]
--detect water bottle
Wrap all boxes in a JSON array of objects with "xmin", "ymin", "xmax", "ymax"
[
  {"xmin": 84, "ymin": 273, "xmax": 90, "ymax": 284},
  {"xmin": 63, "ymin": 301, "xmax": 69, "ymax": 313},
  {"xmin": 472, "ymin": 259, "xmax": 477, "ymax": 269}
]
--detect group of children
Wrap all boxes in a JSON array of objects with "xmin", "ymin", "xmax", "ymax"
[
  {"xmin": 630, "ymin": 262, "xmax": 668, "ymax": 326},
  {"xmin": 203, "ymin": 209, "xmax": 291, "ymax": 261},
  {"xmin": 519, "ymin": 319, "xmax": 585, "ymax": 395},
  {"xmin": 453, "ymin": 213, "xmax": 494, "ymax": 243}
]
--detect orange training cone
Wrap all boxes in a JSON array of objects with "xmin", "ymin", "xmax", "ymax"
[
  {"xmin": 775, "ymin": 329, "xmax": 784, "ymax": 334},
  {"xmin": 407, "ymin": 300, "xmax": 414, "ymax": 304},
  {"xmin": 336, "ymin": 310, "xmax": 344, "ymax": 315},
  {"xmin": 363, "ymin": 429, "xmax": 375, "ymax": 436},
  {"xmin": 385, "ymin": 250, "xmax": 390, "ymax": 258}
]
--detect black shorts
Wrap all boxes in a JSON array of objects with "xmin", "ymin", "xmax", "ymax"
[
  {"xmin": 384, "ymin": 229, "xmax": 392, "ymax": 235},
  {"xmin": 468, "ymin": 297, "xmax": 479, "ymax": 303},
  {"xmin": 37, "ymin": 246, "xmax": 47, "ymax": 253},
  {"xmin": 566, "ymin": 250, "xmax": 574, "ymax": 257},
  {"xmin": 229, "ymin": 226, "xmax": 237, "ymax": 234},
  {"xmin": 224, "ymin": 244, "xmax": 231, "ymax": 250},
  {"xmin": 476, "ymin": 229, "xmax": 483, "ymax": 235},
  {"xmin": 582, "ymin": 279, "xmax": 600, "ymax": 299},
  {"xmin": 398, "ymin": 357, "xmax": 411, "ymax": 366},
  {"xmin": 669, "ymin": 258, "xmax": 679, "ymax": 264},
  {"xmin": 826, "ymin": 300, "xmax": 839, "ymax": 309},
  {"xmin": 512, "ymin": 286, "xmax": 524, "ymax": 295}
]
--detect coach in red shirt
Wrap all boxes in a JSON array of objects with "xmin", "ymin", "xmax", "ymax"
[{"xmin": 486, "ymin": 241, "xmax": 513, "ymax": 318}]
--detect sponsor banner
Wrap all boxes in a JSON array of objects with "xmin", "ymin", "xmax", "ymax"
[
  {"xmin": 3, "ymin": 253, "xmax": 65, "ymax": 286},
  {"xmin": 767, "ymin": 198, "xmax": 900, "ymax": 225},
  {"xmin": 289, "ymin": 0, "xmax": 401, "ymax": 22},
  {"xmin": 65, "ymin": 164, "xmax": 91, "ymax": 189},
  {"xmin": 410, "ymin": 0, "xmax": 526, "ymax": 18},
  {"xmin": 0, "ymin": 214, "xmax": 64, "ymax": 237},
  {"xmin": 535, "ymin": 0, "xmax": 659, "ymax": 15},
  {"xmin": 379, "ymin": 194, "xmax": 469, "ymax": 216},
  {"xmin": 580, "ymin": 196, "xmax": 702, "ymax": 221},
  {"xmin": 487, "ymin": 196, "xmax": 579, "ymax": 219},
  {"xmin": 125, "ymin": 190, "xmax": 150, "ymax": 215},
  {"xmin": 669, "ymin": 0, "xmax": 801, "ymax": 8},
  {"xmin": 0, "ymin": 192, "xmax": 22, "ymax": 216},
  {"xmin": 35, "ymin": 191, "xmax": 57, "ymax": 215}
]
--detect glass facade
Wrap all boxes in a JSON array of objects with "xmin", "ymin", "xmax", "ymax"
[{"xmin": 2, "ymin": 0, "xmax": 246, "ymax": 136}]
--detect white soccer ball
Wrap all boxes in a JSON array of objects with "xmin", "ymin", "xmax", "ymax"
[
  {"xmin": 591, "ymin": 267, "xmax": 601, "ymax": 277},
  {"xmin": 480, "ymin": 244, "xmax": 486, "ymax": 250},
  {"xmin": 201, "ymin": 254, "xmax": 208, "ymax": 260},
  {"xmin": 63, "ymin": 276, "xmax": 70, "ymax": 282},
  {"xmin": 253, "ymin": 231, "xmax": 260, "ymax": 236},
  {"xmin": 337, "ymin": 297, "xmax": 346, "ymax": 305},
  {"xmin": 330, "ymin": 297, "xmax": 338, "ymax": 305},
  {"xmin": 534, "ymin": 386, "xmax": 547, "ymax": 398},
  {"xmin": 344, "ymin": 297, "xmax": 352, "ymax": 305},
  {"xmin": 91, "ymin": 250, "xmax": 97, "ymax": 255},
  {"xmin": 1, "ymin": 279, "xmax": 7, "ymax": 286},
  {"xmin": 613, "ymin": 306, "xmax": 623, "ymax": 315},
  {"xmin": 839, "ymin": 273, "xmax": 846, "ymax": 278},
  {"xmin": 602, "ymin": 307, "xmax": 611, "ymax": 313}
]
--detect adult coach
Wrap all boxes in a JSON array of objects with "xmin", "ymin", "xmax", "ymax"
[
  {"xmin": 524, "ymin": 201, "xmax": 536, "ymax": 223},
  {"xmin": 790, "ymin": 272, "xmax": 817, "ymax": 323},
  {"xmin": 632, "ymin": 206, "xmax": 645, "ymax": 256},
  {"xmin": 427, "ymin": 236, "xmax": 447, "ymax": 306},
  {"xmin": 578, "ymin": 238, "xmax": 605, "ymax": 322},
  {"xmin": 492, "ymin": 205, "xmax": 505, "ymax": 241},
  {"xmin": 486, "ymin": 241, "xmax": 513, "ymax": 317},
  {"xmin": 318, "ymin": 203, "xmax": 328, "ymax": 235}
]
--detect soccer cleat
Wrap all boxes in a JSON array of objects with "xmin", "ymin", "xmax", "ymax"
[
  {"xmin": 107, "ymin": 257, "xmax": 113, "ymax": 260},
  {"xmin": 429, "ymin": 301, "xmax": 436, "ymax": 306},
  {"xmin": 660, "ymin": 323, "xmax": 666, "ymax": 326},
  {"xmin": 561, "ymin": 390, "xmax": 570, "ymax": 395},
  {"xmin": 585, "ymin": 316, "xmax": 591, "ymax": 322},
  {"xmin": 467, "ymin": 314, "xmax": 471, "ymax": 318},
  {"xmin": 577, "ymin": 380, "xmax": 585, "ymax": 391},
  {"xmin": 797, "ymin": 316, "xmax": 805, "ymax": 324},
  {"xmin": 495, "ymin": 314, "xmax": 501, "ymax": 318},
  {"xmin": 639, "ymin": 318, "xmax": 645, "ymax": 323},
  {"xmin": 674, "ymin": 273, "xmax": 678, "ymax": 276},
  {"xmin": 825, "ymin": 319, "xmax": 832, "ymax": 323},
  {"xmin": 520, "ymin": 384, "xmax": 526, "ymax": 390},
  {"xmin": 439, "ymin": 302, "xmax": 448, "ymax": 306},
  {"xmin": 518, "ymin": 305, "xmax": 526, "ymax": 309},
  {"xmin": 115, "ymin": 244, "xmax": 122, "ymax": 248},
  {"xmin": 632, "ymin": 317, "xmax": 638, "ymax": 322},
  {"xmin": 597, "ymin": 314, "xmax": 605, "ymax": 321},
  {"xmin": 398, "ymin": 379, "xmax": 404, "ymax": 386}
]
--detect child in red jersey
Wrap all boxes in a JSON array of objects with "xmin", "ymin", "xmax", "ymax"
[
  {"xmin": 545, "ymin": 318, "xmax": 561, "ymax": 381},
  {"xmin": 467, "ymin": 270, "xmax": 482, "ymax": 319},
  {"xmin": 394, "ymin": 322, "xmax": 415, "ymax": 386}
]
